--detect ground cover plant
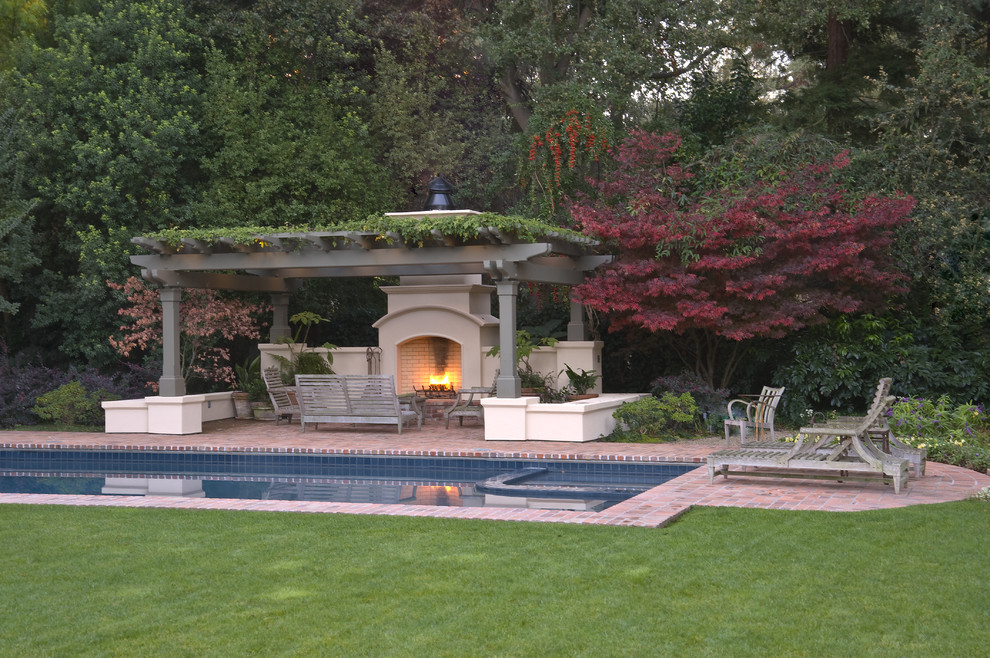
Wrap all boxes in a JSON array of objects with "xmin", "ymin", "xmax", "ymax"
[
  {"xmin": 889, "ymin": 397, "xmax": 990, "ymax": 473},
  {"xmin": 2, "ymin": 501, "xmax": 989, "ymax": 655}
]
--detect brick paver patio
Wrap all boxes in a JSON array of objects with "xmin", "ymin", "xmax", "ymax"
[{"xmin": 2, "ymin": 418, "xmax": 988, "ymax": 527}]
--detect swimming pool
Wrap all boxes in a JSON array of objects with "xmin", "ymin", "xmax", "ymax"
[{"xmin": 0, "ymin": 449, "xmax": 696, "ymax": 511}]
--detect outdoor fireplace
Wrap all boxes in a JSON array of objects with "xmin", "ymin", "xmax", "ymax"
[{"xmin": 373, "ymin": 274, "xmax": 499, "ymax": 396}]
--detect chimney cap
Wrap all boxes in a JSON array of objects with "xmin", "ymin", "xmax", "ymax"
[{"xmin": 424, "ymin": 176, "xmax": 455, "ymax": 210}]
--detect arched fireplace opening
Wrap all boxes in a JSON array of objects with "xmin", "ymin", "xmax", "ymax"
[{"xmin": 397, "ymin": 336, "xmax": 462, "ymax": 397}]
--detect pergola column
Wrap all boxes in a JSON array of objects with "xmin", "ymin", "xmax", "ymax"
[
  {"xmin": 567, "ymin": 297, "xmax": 588, "ymax": 341},
  {"xmin": 495, "ymin": 280, "xmax": 521, "ymax": 398},
  {"xmin": 159, "ymin": 287, "xmax": 185, "ymax": 397},
  {"xmin": 270, "ymin": 292, "xmax": 291, "ymax": 341}
]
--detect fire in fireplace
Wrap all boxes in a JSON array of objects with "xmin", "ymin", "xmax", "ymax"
[
  {"xmin": 397, "ymin": 336, "xmax": 462, "ymax": 396},
  {"xmin": 417, "ymin": 372, "xmax": 456, "ymax": 398}
]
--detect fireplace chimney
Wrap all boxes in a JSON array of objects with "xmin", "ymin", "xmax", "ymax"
[{"xmin": 424, "ymin": 176, "xmax": 455, "ymax": 211}]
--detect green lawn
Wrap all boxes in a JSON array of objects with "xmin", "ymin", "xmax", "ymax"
[{"xmin": 2, "ymin": 501, "xmax": 988, "ymax": 656}]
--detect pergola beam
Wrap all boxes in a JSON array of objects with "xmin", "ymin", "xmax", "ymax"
[{"xmin": 141, "ymin": 269, "xmax": 294, "ymax": 293}]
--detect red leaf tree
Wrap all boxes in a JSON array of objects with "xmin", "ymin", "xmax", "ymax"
[
  {"xmin": 108, "ymin": 277, "xmax": 270, "ymax": 391},
  {"xmin": 571, "ymin": 131, "xmax": 915, "ymax": 388}
]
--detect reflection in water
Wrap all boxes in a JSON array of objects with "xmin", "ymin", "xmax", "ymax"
[
  {"xmin": 2, "ymin": 474, "xmax": 614, "ymax": 510},
  {"xmin": 102, "ymin": 477, "xmax": 205, "ymax": 497}
]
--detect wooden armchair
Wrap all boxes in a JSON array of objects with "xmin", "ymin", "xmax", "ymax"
[{"xmin": 723, "ymin": 386, "xmax": 785, "ymax": 447}]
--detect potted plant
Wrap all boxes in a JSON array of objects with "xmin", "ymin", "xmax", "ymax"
[
  {"xmin": 561, "ymin": 364, "xmax": 599, "ymax": 400},
  {"xmin": 272, "ymin": 311, "xmax": 336, "ymax": 383},
  {"xmin": 233, "ymin": 354, "xmax": 265, "ymax": 419},
  {"xmin": 486, "ymin": 330, "xmax": 558, "ymax": 395}
]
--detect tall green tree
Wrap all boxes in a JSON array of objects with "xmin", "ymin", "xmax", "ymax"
[
  {"xmin": 477, "ymin": 0, "xmax": 735, "ymax": 218},
  {"xmin": 0, "ymin": 108, "xmax": 37, "ymax": 326},
  {"xmin": 0, "ymin": 0, "xmax": 47, "ymax": 69},
  {"xmin": 364, "ymin": 0, "xmax": 516, "ymax": 211},
  {"xmin": 860, "ymin": 1, "xmax": 990, "ymax": 362},
  {"xmin": 10, "ymin": 0, "xmax": 204, "ymax": 362},
  {"xmin": 194, "ymin": 0, "xmax": 392, "ymax": 226}
]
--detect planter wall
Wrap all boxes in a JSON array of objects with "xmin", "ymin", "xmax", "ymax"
[{"xmin": 481, "ymin": 393, "xmax": 647, "ymax": 442}]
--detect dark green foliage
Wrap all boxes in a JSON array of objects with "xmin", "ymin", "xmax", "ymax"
[
  {"xmin": 676, "ymin": 59, "xmax": 760, "ymax": 146},
  {"xmin": 602, "ymin": 393, "xmax": 698, "ymax": 442},
  {"xmin": 773, "ymin": 314, "xmax": 989, "ymax": 425},
  {"xmin": 9, "ymin": 0, "xmax": 205, "ymax": 362},
  {"xmin": 289, "ymin": 279, "xmax": 387, "ymax": 348},
  {"xmin": 0, "ymin": 108, "xmax": 37, "ymax": 320},
  {"xmin": 197, "ymin": 47, "xmax": 391, "ymax": 226}
]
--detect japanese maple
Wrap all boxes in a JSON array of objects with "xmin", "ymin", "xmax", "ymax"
[
  {"xmin": 571, "ymin": 131, "xmax": 914, "ymax": 388},
  {"xmin": 108, "ymin": 277, "xmax": 270, "ymax": 390}
]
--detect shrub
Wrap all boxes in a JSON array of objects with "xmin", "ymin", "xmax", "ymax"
[
  {"xmin": 889, "ymin": 396, "xmax": 990, "ymax": 473},
  {"xmin": 32, "ymin": 381, "xmax": 114, "ymax": 427},
  {"xmin": 0, "ymin": 341, "xmax": 152, "ymax": 428},
  {"xmin": 602, "ymin": 393, "xmax": 698, "ymax": 442},
  {"xmin": 651, "ymin": 372, "xmax": 728, "ymax": 432}
]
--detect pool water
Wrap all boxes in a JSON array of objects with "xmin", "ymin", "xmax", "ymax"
[{"xmin": 0, "ymin": 450, "xmax": 696, "ymax": 512}]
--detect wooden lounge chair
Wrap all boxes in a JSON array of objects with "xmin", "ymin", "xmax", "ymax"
[
  {"xmin": 263, "ymin": 367, "xmax": 299, "ymax": 425},
  {"xmin": 708, "ymin": 395, "xmax": 910, "ymax": 493},
  {"xmin": 295, "ymin": 374, "xmax": 421, "ymax": 434},
  {"xmin": 811, "ymin": 378, "xmax": 926, "ymax": 476},
  {"xmin": 723, "ymin": 386, "xmax": 785, "ymax": 447}
]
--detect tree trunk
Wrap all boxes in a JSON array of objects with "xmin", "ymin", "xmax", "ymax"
[
  {"xmin": 498, "ymin": 64, "xmax": 530, "ymax": 133},
  {"xmin": 826, "ymin": 13, "xmax": 851, "ymax": 71}
]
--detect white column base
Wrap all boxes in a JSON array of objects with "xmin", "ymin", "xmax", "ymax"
[{"xmin": 103, "ymin": 393, "xmax": 236, "ymax": 435}]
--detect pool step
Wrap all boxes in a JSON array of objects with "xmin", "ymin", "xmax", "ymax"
[{"xmin": 476, "ymin": 467, "xmax": 653, "ymax": 500}]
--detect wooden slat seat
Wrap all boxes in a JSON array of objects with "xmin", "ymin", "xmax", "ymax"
[{"xmin": 295, "ymin": 374, "xmax": 422, "ymax": 434}]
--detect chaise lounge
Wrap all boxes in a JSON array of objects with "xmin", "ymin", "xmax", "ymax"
[
  {"xmin": 743, "ymin": 378, "xmax": 926, "ymax": 477},
  {"xmin": 812, "ymin": 378, "xmax": 926, "ymax": 476},
  {"xmin": 708, "ymin": 395, "xmax": 910, "ymax": 493},
  {"xmin": 263, "ymin": 367, "xmax": 300, "ymax": 425}
]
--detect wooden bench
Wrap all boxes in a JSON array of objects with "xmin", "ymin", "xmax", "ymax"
[
  {"xmin": 708, "ymin": 396, "xmax": 910, "ymax": 493},
  {"xmin": 295, "ymin": 374, "xmax": 422, "ymax": 434}
]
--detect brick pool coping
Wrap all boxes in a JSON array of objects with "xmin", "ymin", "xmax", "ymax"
[{"xmin": 2, "ymin": 419, "xmax": 988, "ymax": 527}]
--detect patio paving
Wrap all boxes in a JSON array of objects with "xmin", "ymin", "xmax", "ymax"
[{"xmin": 2, "ymin": 418, "xmax": 988, "ymax": 527}]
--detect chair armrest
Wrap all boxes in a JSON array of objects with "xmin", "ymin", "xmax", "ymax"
[{"xmin": 727, "ymin": 397, "xmax": 759, "ymax": 420}]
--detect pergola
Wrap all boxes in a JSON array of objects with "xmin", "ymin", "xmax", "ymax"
[{"xmin": 130, "ymin": 213, "xmax": 614, "ymax": 398}]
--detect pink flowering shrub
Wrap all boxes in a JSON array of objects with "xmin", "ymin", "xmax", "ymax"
[{"xmin": 108, "ymin": 277, "xmax": 270, "ymax": 390}]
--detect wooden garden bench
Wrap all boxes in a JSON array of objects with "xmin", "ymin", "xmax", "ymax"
[{"xmin": 295, "ymin": 374, "xmax": 422, "ymax": 434}]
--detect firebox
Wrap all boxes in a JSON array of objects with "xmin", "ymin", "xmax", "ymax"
[{"xmin": 397, "ymin": 336, "xmax": 462, "ymax": 397}]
